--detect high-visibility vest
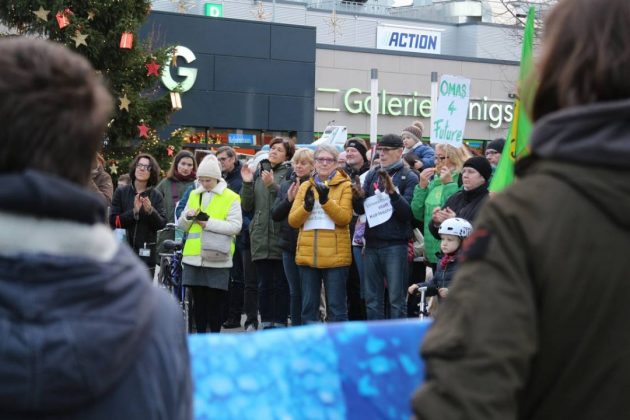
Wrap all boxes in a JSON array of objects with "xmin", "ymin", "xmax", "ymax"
[{"xmin": 182, "ymin": 188, "xmax": 240, "ymax": 257}]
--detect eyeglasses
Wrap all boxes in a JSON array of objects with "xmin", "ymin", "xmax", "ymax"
[
  {"xmin": 436, "ymin": 156, "xmax": 448, "ymax": 161},
  {"xmin": 217, "ymin": 156, "xmax": 230, "ymax": 162},
  {"xmin": 485, "ymin": 150, "xmax": 499, "ymax": 156},
  {"xmin": 136, "ymin": 163, "xmax": 152, "ymax": 171},
  {"xmin": 376, "ymin": 147, "xmax": 399, "ymax": 153},
  {"xmin": 315, "ymin": 157, "xmax": 336, "ymax": 164}
]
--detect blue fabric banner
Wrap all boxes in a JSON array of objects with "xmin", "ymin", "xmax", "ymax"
[{"xmin": 189, "ymin": 319, "xmax": 430, "ymax": 419}]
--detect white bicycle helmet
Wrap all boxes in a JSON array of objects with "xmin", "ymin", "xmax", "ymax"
[{"xmin": 438, "ymin": 217, "xmax": 473, "ymax": 239}]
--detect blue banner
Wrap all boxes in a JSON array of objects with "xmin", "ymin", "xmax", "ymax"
[{"xmin": 189, "ymin": 319, "xmax": 430, "ymax": 419}]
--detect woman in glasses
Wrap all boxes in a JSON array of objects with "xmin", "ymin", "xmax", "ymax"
[
  {"xmin": 410, "ymin": 144, "xmax": 470, "ymax": 270},
  {"xmin": 288, "ymin": 144, "xmax": 353, "ymax": 323},
  {"xmin": 110, "ymin": 153, "xmax": 167, "ymax": 274}
]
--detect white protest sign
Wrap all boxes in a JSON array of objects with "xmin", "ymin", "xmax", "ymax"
[
  {"xmin": 430, "ymin": 75, "xmax": 471, "ymax": 148},
  {"xmin": 303, "ymin": 201, "xmax": 335, "ymax": 231},
  {"xmin": 364, "ymin": 191, "xmax": 393, "ymax": 228}
]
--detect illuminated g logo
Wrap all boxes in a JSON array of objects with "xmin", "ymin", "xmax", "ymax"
[{"xmin": 161, "ymin": 46, "xmax": 198, "ymax": 92}]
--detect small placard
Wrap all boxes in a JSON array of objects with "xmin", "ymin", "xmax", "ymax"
[
  {"xmin": 364, "ymin": 191, "xmax": 393, "ymax": 228},
  {"xmin": 303, "ymin": 202, "xmax": 335, "ymax": 231}
]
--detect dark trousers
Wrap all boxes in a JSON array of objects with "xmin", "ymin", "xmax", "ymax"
[
  {"xmin": 242, "ymin": 248, "xmax": 258, "ymax": 328},
  {"xmin": 407, "ymin": 261, "xmax": 426, "ymax": 317},
  {"xmin": 256, "ymin": 259, "xmax": 289, "ymax": 327},
  {"xmin": 190, "ymin": 286, "xmax": 227, "ymax": 333},
  {"xmin": 347, "ymin": 251, "xmax": 366, "ymax": 321},
  {"xmin": 223, "ymin": 245, "xmax": 244, "ymax": 322}
]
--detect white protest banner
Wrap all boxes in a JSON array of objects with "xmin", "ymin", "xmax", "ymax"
[
  {"xmin": 430, "ymin": 75, "xmax": 471, "ymax": 148},
  {"xmin": 364, "ymin": 191, "xmax": 393, "ymax": 228},
  {"xmin": 303, "ymin": 202, "xmax": 335, "ymax": 231}
]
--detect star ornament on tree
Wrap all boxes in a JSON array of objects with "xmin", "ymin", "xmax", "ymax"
[
  {"xmin": 138, "ymin": 122, "xmax": 150, "ymax": 138},
  {"xmin": 145, "ymin": 60, "xmax": 161, "ymax": 77},
  {"xmin": 119, "ymin": 94, "xmax": 131, "ymax": 112},
  {"xmin": 33, "ymin": 6, "xmax": 50, "ymax": 21},
  {"xmin": 71, "ymin": 31, "xmax": 88, "ymax": 48}
]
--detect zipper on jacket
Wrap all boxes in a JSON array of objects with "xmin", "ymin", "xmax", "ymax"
[{"xmin": 313, "ymin": 230, "xmax": 318, "ymax": 268}]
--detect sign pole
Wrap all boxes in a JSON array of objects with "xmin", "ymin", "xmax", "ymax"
[
  {"xmin": 370, "ymin": 68, "xmax": 379, "ymax": 148},
  {"xmin": 430, "ymin": 71, "xmax": 438, "ymax": 143}
]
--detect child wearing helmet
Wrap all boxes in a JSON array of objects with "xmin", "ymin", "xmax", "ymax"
[{"xmin": 408, "ymin": 217, "xmax": 472, "ymax": 301}]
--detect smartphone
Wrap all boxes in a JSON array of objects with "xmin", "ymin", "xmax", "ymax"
[
  {"xmin": 259, "ymin": 159, "xmax": 272, "ymax": 173},
  {"xmin": 195, "ymin": 212, "xmax": 209, "ymax": 222},
  {"xmin": 139, "ymin": 189, "xmax": 151, "ymax": 198},
  {"xmin": 289, "ymin": 171, "xmax": 298, "ymax": 182}
]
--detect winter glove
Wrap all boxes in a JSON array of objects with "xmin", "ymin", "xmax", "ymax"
[
  {"xmin": 314, "ymin": 182, "xmax": 330, "ymax": 205},
  {"xmin": 379, "ymin": 170, "xmax": 397, "ymax": 195},
  {"xmin": 304, "ymin": 187, "xmax": 315, "ymax": 212},
  {"xmin": 351, "ymin": 175, "xmax": 365, "ymax": 199}
]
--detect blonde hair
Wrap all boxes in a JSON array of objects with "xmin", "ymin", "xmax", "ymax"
[
  {"xmin": 436, "ymin": 144, "xmax": 471, "ymax": 171},
  {"xmin": 292, "ymin": 148, "xmax": 315, "ymax": 165}
]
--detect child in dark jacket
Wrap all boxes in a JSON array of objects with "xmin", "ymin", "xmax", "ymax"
[{"xmin": 408, "ymin": 217, "xmax": 472, "ymax": 299}]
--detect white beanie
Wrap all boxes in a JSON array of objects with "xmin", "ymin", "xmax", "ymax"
[{"xmin": 196, "ymin": 155, "xmax": 222, "ymax": 179}]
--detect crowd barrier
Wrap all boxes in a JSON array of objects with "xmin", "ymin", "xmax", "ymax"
[{"xmin": 188, "ymin": 319, "xmax": 430, "ymax": 419}]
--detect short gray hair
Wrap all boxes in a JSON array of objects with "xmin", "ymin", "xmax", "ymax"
[{"xmin": 314, "ymin": 144, "xmax": 339, "ymax": 160}]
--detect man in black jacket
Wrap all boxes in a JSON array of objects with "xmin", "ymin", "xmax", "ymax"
[
  {"xmin": 217, "ymin": 146, "xmax": 246, "ymax": 329},
  {"xmin": 353, "ymin": 134, "xmax": 418, "ymax": 320},
  {"xmin": 0, "ymin": 38, "xmax": 191, "ymax": 419}
]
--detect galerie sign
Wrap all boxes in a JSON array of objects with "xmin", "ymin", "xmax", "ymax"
[
  {"xmin": 376, "ymin": 25, "xmax": 442, "ymax": 54},
  {"xmin": 431, "ymin": 75, "xmax": 471, "ymax": 147}
]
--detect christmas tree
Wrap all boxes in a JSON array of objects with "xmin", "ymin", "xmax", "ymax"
[{"xmin": 0, "ymin": 1, "xmax": 179, "ymax": 177}]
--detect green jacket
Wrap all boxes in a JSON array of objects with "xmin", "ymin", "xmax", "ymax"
[
  {"xmin": 410, "ymin": 172, "xmax": 460, "ymax": 264},
  {"xmin": 240, "ymin": 161, "xmax": 291, "ymax": 261},
  {"xmin": 412, "ymin": 159, "xmax": 630, "ymax": 420},
  {"xmin": 155, "ymin": 177, "xmax": 195, "ymax": 223}
]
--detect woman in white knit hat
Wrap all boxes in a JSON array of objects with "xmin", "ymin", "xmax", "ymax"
[{"xmin": 177, "ymin": 155, "xmax": 242, "ymax": 333}]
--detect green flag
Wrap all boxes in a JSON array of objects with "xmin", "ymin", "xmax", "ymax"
[{"xmin": 489, "ymin": 7, "xmax": 535, "ymax": 193}]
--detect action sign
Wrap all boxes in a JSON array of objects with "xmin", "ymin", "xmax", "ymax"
[{"xmin": 431, "ymin": 75, "xmax": 471, "ymax": 148}]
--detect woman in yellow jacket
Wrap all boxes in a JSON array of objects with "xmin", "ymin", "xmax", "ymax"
[{"xmin": 288, "ymin": 144, "xmax": 353, "ymax": 323}]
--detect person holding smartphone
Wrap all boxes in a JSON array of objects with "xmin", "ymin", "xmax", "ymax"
[
  {"xmin": 110, "ymin": 153, "xmax": 167, "ymax": 275},
  {"xmin": 240, "ymin": 137, "xmax": 294, "ymax": 330}
]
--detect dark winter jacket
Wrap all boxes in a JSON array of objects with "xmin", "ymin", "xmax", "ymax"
[
  {"xmin": 413, "ymin": 99, "xmax": 630, "ymax": 420},
  {"xmin": 155, "ymin": 177, "xmax": 195, "ymax": 223},
  {"xmin": 428, "ymin": 183, "xmax": 489, "ymax": 239},
  {"xmin": 354, "ymin": 162, "xmax": 419, "ymax": 247},
  {"xmin": 224, "ymin": 159, "xmax": 243, "ymax": 195},
  {"xmin": 271, "ymin": 175, "xmax": 309, "ymax": 254},
  {"xmin": 109, "ymin": 184, "xmax": 167, "ymax": 267},
  {"xmin": 417, "ymin": 255, "xmax": 458, "ymax": 297},
  {"xmin": 240, "ymin": 161, "xmax": 292, "ymax": 261},
  {"xmin": 343, "ymin": 161, "xmax": 371, "ymax": 238},
  {"xmin": 0, "ymin": 171, "xmax": 192, "ymax": 420}
]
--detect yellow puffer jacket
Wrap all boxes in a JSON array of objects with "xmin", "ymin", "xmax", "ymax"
[{"xmin": 288, "ymin": 170, "xmax": 352, "ymax": 268}]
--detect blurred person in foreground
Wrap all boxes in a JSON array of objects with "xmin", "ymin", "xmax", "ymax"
[
  {"xmin": 0, "ymin": 38, "xmax": 191, "ymax": 419},
  {"xmin": 412, "ymin": 0, "xmax": 630, "ymax": 418}
]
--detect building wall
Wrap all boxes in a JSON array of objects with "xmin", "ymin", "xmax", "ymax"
[
  {"xmin": 143, "ymin": 11, "xmax": 316, "ymax": 142},
  {"xmin": 314, "ymin": 46, "xmax": 519, "ymax": 141}
]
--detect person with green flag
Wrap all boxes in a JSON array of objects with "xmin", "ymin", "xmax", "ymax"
[
  {"xmin": 489, "ymin": 7, "xmax": 535, "ymax": 193},
  {"xmin": 412, "ymin": 0, "xmax": 630, "ymax": 418}
]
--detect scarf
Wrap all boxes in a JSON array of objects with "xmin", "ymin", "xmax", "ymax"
[
  {"xmin": 439, "ymin": 252, "xmax": 458, "ymax": 270},
  {"xmin": 172, "ymin": 169, "xmax": 196, "ymax": 182}
]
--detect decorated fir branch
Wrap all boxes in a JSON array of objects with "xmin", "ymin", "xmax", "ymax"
[{"xmin": 0, "ymin": 1, "xmax": 178, "ymax": 176}]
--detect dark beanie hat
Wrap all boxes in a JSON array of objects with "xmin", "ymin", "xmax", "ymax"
[
  {"xmin": 344, "ymin": 137, "xmax": 368, "ymax": 162},
  {"xmin": 401, "ymin": 121, "xmax": 424, "ymax": 144},
  {"xmin": 486, "ymin": 138, "xmax": 505, "ymax": 153},
  {"xmin": 379, "ymin": 134, "xmax": 404, "ymax": 148},
  {"xmin": 463, "ymin": 156, "xmax": 493, "ymax": 182}
]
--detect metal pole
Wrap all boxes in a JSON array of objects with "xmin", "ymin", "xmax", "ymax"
[
  {"xmin": 430, "ymin": 71, "xmax": 438, "ymax": 143},
  {"xmin": 370, "ymin": 68, "xmax": 379, "ymax": 147}
]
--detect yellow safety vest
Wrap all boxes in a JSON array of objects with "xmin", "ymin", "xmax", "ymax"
[{"xmin": 182, "ymin": 188, "xmax": 240, "ymax": 257}]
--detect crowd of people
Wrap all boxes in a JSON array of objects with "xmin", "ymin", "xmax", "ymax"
[
  {"xmin": 4, "ymin": 0, "xmax": 628, "ymax": 416},
  {"xmin": 99, "ymin": 116, "xmax": 505, "ymax": 332}
]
